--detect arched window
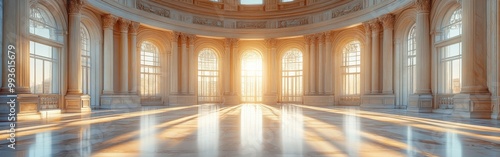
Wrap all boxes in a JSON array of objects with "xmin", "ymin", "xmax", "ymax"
[
  {"xmin": 407, "ymin": 24, "xmax": 417, "ymax": 95},
  {"xmin": 81, "ymin": 24, "xmax": 91, "ymax": 95},
  {"xmin": 341, "ymin": 41, "xmax": 361, "ymax": 97},
  {"xmin": 29, "ymin": 5, "xmax": 61, "ymax": 110},
  {"xmin": 140, "ymin": 41, "xmax": 162, "ymax": 103},
  {"xmin": 439, "ymin": 8, "xmax": 462, "ymax": 95},
  {"xmin": 241, "ymin": 0, "xmax": 263, "ymax": 5},
  {"xmin": 281, "ymin": 49, "xmax": 303, "ymax": 102},
  {"xmin": 241, "ymin": 50, "xmax": 263, "ymax": 102},
  {"xmin": 198, "ymin": 48, "xmax": 220, "ymax": 102}
]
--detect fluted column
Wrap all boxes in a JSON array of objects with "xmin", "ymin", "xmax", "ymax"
[
  {"xmin": 325, "ymin": 32, "xmax": 333, "ymax": 94},
  {"xmin": 66, "ymin": 0, "xmax": 84, "ymax": 95},
  {"xmin": 102, "ymin": 15, "xmax": 117, "ymax": 94},
  {"xmin": 363, "ymin": 22, "xmax": 372, "ymax": 95},
  {"xmin": 188, "ymin": 35, "xmax": 196, "ymax": 94},
  {"xmin": 119, "ymin": 19, "xmax": 130, "ymax": 93},
  {"xmin": 224, "ymin": 39, "xmax": 231, "ymax": 95},
  {"xmin": 370, "ymin": 20, "xmax": 381, "ymax": 94},
  {"xmin": 310, "ymin": 36, "xmax": 316, "ymax": 94},
  {"xmin": 129, "ymin": 22, "xmax": 140, "ymax": 94},
  {"xmin": 380, "ymin": 14, "xmax": 395, "ymax": 94},
  {"xmin": 170, "ymin": 32, "xmax": 180, "ymax": 94},
  {"xmin": 231, "ymin": 39, "xmax": 239, "ymax": 95},
  {"xmin": 181, "ymin": 34, "xmax": 188, "ymax": 94},
  {"xmin": 265, "ymin": 39, "xmax": 278, "ymax": 95},
  {"xmin": 2, "ymin": 0, "xmax": 30, "ymax": 93},
  {"xmin": 318, "ymin": 34, "xmax": 325, "ymax": 94}
]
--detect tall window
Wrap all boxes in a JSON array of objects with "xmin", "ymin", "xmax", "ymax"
[
  {"xmin": 198, "ymin": 48, "xmax": 220, "ymax": 102},
  {"xmin": 81, "ymin": 24, "xmax": 91, "ymax": 95},
  {"xmin": 140, "ymin": 41, "xmax": 162, "ymax": 102},
  {"xmin": 241, "ymin": 51, "xmax": 263, "ymax": 102},
  {"xmin": 241, "ymin": 0, "xmax": 263, "ymax": 5},
  {"xmin": 29, "ymin": 6, "xmax": 60, "ymax": 95},
  {"xmin": 341, "ymin": 41, "xmax": 361, "ymax": 96},
  {"xmin": 439, "ymin": 8, "xmax": 462, "ymax": 94},
  {"xmin": 407, "ymin": 24, "xmax": 417, "ymax": 95},
  {"xmin": 281, "ymin": 49, "xmax": 303, "ymax": 102}
]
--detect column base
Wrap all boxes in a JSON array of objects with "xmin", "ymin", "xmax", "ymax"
[
  {"xmin": 169, "ymin": 95, "xmax": 197, "ymax": 106},
  {"xmin": 100, "ymin": 94, "xmax": 140, "ymax": 109},
  {"xmin": 303, "ymin": 95, "xmax": 334, "ymax": 106},
  {"xmin": 453, "ymin": 93, "xmax": 492, "ymax": 119},
  {"xmin": 64, "ymin": 94, "xmax": 91, "ymax": 113},
  {"xmin": 493, "ymin": 96, "xmax": 500, "ymax": 119},
  {"xmin": 408, "ymin": 94, "xmax": 433, "ymax": 113},
  {"xmin": 0, "ymin": 94, "xmax": 39, "ymax": 121},
  {"xmin": 361, "ymin": 94, "xmax": 395, "ymax": 108}
]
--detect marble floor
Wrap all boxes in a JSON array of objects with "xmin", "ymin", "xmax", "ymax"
[{"xmin": 1, "ymin": 104, "xmax": 500, "ymax": 157}]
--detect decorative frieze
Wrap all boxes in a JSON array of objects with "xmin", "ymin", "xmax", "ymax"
[
  {"xmin": 137, "ymin": 1, "xmax": 171, "ymax": 18},
  {"xmin": 332, "ymin": 1, "xmax": 363, "ymax": 18},
  {"xmin": 236, "ymin": 21, "xmax": 267, "ymax": 29},
  {"xmin": 278, "ymin": 17, "xmax": 309, "ymax": 28},
  {"xmin": 193, "ymin": 16, "xmax": 223, "ymax": 27}
]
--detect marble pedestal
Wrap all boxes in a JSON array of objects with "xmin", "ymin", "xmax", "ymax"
[
  {"xmin": 101, "ymin": 94, "xmax": 141, "ymax": 109},
  {"xmin": 169, "ymin": 95, "xmax": 197, "ymax": 106},
  {"xmin": 453, "ymin": 93, "xmax": 492, "ymax": 119},
  {"xmin": 303, "ymin": 95, "xmax": 334, "ymax": 106},
  {"xmin": 408, "ymin": 94, "xmax": 433, "ymax": 113},
  {"xmin": 0, "ymin": 94, "xmax": 39, "ymax": 121},
  {"xmin": 361, "ymin": 94, "xmax": 395, "ymax": 108},
  {"xmin": 64, "ymin": 94, "xmax": 91, "ymax": 113}
]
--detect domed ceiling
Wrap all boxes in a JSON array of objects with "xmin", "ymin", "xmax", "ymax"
[{"xmin": 89, "ymin": 0, "xmax": 413, "ymax": 38}]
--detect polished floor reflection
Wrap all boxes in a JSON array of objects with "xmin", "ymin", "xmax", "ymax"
[{"xmin": 1, "ymin": 104, "xmax": 500, "ymax": 156}]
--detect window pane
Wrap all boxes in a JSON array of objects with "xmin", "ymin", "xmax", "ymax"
[
  {"xmin": 140, "ymin": 41, "xmax": 162, "ymax": 103},
  {"xmin": 241, "ymin": 51, "xmax": 263, "ymax": 102},
  {"xmin": 198, "ymin": 48, "xmax": 220, "ymax": 102},
  {"xmin": 341, "ymin": 41, "xmax": 361, "ymax": 105},
  {"xmin": 281, "ymin": 48, "xmax": 303, "ymax": 102},
  {"xmin": 241, "ymin": 0, "xmax": 263, "ymax": 5}
]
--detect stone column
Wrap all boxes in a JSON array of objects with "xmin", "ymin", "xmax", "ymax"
[
  {"xmin": 409, "ymin": 0, "xmax": 433, "ymax": 113},
  {"xmin": 310, "ymin": 36, "xmax": 316, "ymax": 94},
  {"xmin": 269, "ymin": 39, "xmax": 278, "ymax": 95},
  {"xmin": 118, "ymin": 19, "xmax": 130, "ymax": 94},
  {"xmin": 65, "ymin": 0, "xmax": 90, "ymax": 113},
  {"xmin": 363, "ymin": 22, "xmax": 372, "ymax": 95},
  {"xmin": 369, "ymin": 20, "xmax": 381, "ymax": 94},
  {"xmin": 380, "ymin": 14, "xmax": 395, "ymax": 94},
  {"xmin": 231, "ymin": 39, "xmax": 239, "ymax": 96},
  {"xmin": 324, "ymin": 32, "xmax": 333, "ymax": 94},
  {"xmin": 102, "ymin": 14, "xmax": 117, "ymax": 94},
  {"xmin": 304, "ymin": 36, "xmax": 311, "ymax": 95},
  {"xmin": 188, "ymin": 34, "xmax": 196, "ymax": 95},
  {"xmin": 318, "ymin": 34, "xmax": 325, "ymax": 94},
  {"xmin": 454, "ymin": 0, "xmax": 491, "ymax": 119},
  {"xmin": 0, "ymin": 0, "xmax": 38, "ymax": 120},
  {"xmin": 181, "ymin": 34, "xmax": 188, "ymax": 94},
  {"xmin": 224, "ymin": 39, "xmax": 231, "ymax": 95},
  {"xmin": 170, "ymin": 32, "xmax": 180, "ymax": 94},
  {"xmin": 129, "ymin": 22, "xmax": 140, "ymax": 94}
]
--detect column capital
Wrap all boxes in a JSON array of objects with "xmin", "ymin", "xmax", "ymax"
[
  {"xmin": 188, "ymin": 34, "xmax": 197, "ymax": 45},
  {"xmin": 304, "ymin": 35, "xmax": 313, "ymax": 44},
  {"xmin": 415, "ymin": 0, "xmax": 431, "ymax": 12},
  {"xmin": 180, "ymin": 33, "xmax": 188, "ymax": 43},
  {"xmin": 129, "ymin": 22, "xmax": 140, "ymax": 34},
  {"xmin": 224, "ymin": 38, "xmax": 231, "ymax": 47},
  {"xmin": 68, "ymin": 0, "xmax": 84, "ymax": 14},
  {"xmin": 363, "ymin": 22, "xmax": 372, "ymax": 36},
  {"xmin": 102, "ymin": 14, "xmax": 117, "ymax": 28},
  {"xmin": 265, "ymin": 38, "xmax": 277, "ymax": 48},
  {"xmin": 170, "ymin": 31, "xmax": 181, "ymax": 42},
  {"xmin": 230, "ymin": 38, "xmax": 239, "ymax": 47},
  {"xmin": 369, "ymin": 20, "xmax": 381, "ymax": 33},
  {"xmin": 118, "ymin": 19, "xmax": 130, "ymax": 32},
  {"xmin": 316, "ymin": 33, "xmax": 325, "ymax": 43},
  {"xmin": 324, "ymin": 31, "xmax": 332, "ymax": 42},
  {"xmin": 379, "ymin": 14, "xmax": 395, "ymax": 29}
]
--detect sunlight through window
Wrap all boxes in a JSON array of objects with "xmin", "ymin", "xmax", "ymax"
[
  {"xmin": 140, "ymin": 41, "xmax": 162, "ymax": 103},
  {"xmin": 281, "ymin": 49, "xmax": 303, "ymax": 102},
  {"xmin": 241, "ymin": 51, "xmax": 263, "ymax": 102},
  {"xmin": 198, "ymin": 49, "xmax": 220, "ymax": 102}
]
